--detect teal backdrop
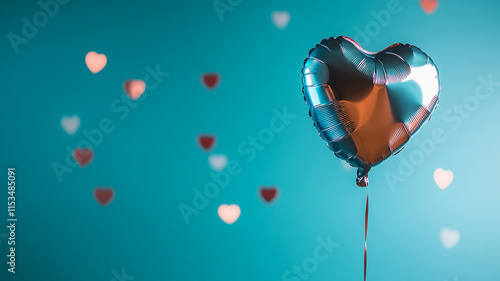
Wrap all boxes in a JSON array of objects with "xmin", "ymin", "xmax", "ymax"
[{"xmin": 1, "ymin": 0, "xmax": 500, "ymax": 280}]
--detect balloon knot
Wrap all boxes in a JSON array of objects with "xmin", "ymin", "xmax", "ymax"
[
  {"xmin": 356, "ymin": 167, "xmax": 370, "ymax": 187},
  {"xmin": 356, "ymin": 174, "xmax": 369, "ymax": 187}
]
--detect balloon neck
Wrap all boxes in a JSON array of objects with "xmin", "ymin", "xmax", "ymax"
[{"xmin": 356, "ymin": 167, "xmax": 371, "ymax": 187}]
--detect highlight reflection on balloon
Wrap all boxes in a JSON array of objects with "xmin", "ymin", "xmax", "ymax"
[{"xmin": 302, "ymin": 36, "xmax": 440, "ymax": 186}]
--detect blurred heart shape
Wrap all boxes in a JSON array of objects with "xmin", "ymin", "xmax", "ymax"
[
  {"xmin": 124, "ymin": 79, "xmax": 146, "ymax": 100},
  {"xmin": 218, "ymin": 204, "xmax": 240, "ymax": 224},
  {"xmin": 440, "ymin": 228, "xmax": 459, "ymax": 249},
  {"xmin": 421, "ymin": 0, "xmax": 438, "ymax": 14},
  {"xmin": 302, "ymin": 36, "xmax": 440, "ymax": 186},
  {"xmin": 209, "ymin": 154, "xmax": 227, "ymax": 171},
  {"xmin": 85, "ymin": 51, "xmax": 107, "ymax": 74},
  {"xmin": 197, "ymin": 134, "xmax": 217, "ymax": 151},
  {"xmin": 434, "ymin": 168, "xmax": 453, "ymax": 189},
  {"xmin": 94, "ymin": 187, "xmax": 115, "ymax": 206},
  {"xmin": 201, "ymin": 73, "xmax": 220, "ymax": 90},
  {"xmin": 271, "ymin": 11, "xmax": 290, "ymax": 29},
  {"xmin": 73, "ymin": 148, "xmax": 94, "ymax": 167},
  {"xmin": 61, "ymin": 115, "xmax": 80, "ymax": 135},
  {"xmin": 260, "ymin": 187, "xmax": 278, "ymax": 203}
]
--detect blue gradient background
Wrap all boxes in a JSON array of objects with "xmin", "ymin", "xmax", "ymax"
[{"xmin": 1, "ymin": 0, "xmax": 500, "ymax": 280}]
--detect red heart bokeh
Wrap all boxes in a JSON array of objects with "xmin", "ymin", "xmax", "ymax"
[
  {"xmin": 73, "ymin": 148, "xmax": 94, "ymax": 167},
  {"xmin": 94, "ymin": 187, "xmax": 115, "ymax": 206},
  {"xmin": 420, "ymin": 0, "xmax": 438, "ymax": 14},
  {"xmin": 201, "ymin": 73, "xmax": 220, "ymax": 90},
  {"xmin": 260, "ymin": 187, "xmax": 278, "ymax": 203},
  {"xmin": 197, "ymin": 135, "xmax": 216, "ymax": 151}
]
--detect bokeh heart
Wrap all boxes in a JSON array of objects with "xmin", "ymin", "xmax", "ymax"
[
  {"xmin": 440, "ymin": 228, "xmax": 459, "ymax": 249},
  {"xmin": 271, "ymin": 11, "xmax": 290, "ymax": 29},
  {"xmin": 302, "ymin": 36, "xmax": 440, "ymax": 186},
  {"xmin": 260, "ymin": 187, "xmax": 278, "ymax": 203},
  {"xmin": 218, "ymin": 204, "xmax": 240, "ymax": 224},
  {"xmin": 61, "ymin": 115, "xmax": 80, "ymax": 135},
  {"xmin": 73, "ymin": 148, "xmax": 94, "ymax": 167},
  {"xmin": 197, "ymin": 134, "xmax": 217, "ymax": 151},
  {"xmin": 94, "ymin": 187, "xmax": 115, "ymax": 206},
  {"xmin": 421, "ymin": 0, "xmax": 438, "ymax": 14},
  {"xmin": 209, "ymin": 154, "xmax": 227, "ymax": 171},
  {"xmin": 124, "ymin": 79, "xmax": 146, "ymax": 100},
  {"xmin": 434, "ymin": 168, "xmax": 453, "ymax": 189},
  {"xmin": 85, "ymin": 51, "xmax": 107, "ymax": 74},
  {"xmin": 201, "ymin": 73, "xmax": 220, "ymax": 90}
]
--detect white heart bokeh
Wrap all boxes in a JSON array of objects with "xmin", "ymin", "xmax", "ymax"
[
  {"xmin": 440, "ymin": 228, "xmax": 460, "ymax": 249},
  {"xmin": 218, "ymin": 204, "xmax": 241, "ymax": 224},
  {"xmin": 209, "ymin": 154, "xmax": 228, "ymax": 171},
  {"xmin": 434, "ymin": 168, "xmax": 453, "ymax": 189},
  {"xmin": 61, "ymin": 115, "xmax": 80, "ymax": 135},
  {"xmin": 271, "ymin": 11, "xmax": 290, "ymax": 29}
]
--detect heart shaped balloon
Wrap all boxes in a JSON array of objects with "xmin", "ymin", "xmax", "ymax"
[{"xmin": 302, "ymin": 36, "xmax": 440, "ymax": 187}]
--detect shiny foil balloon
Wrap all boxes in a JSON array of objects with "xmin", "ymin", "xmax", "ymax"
[{"xmin": 302, "ymin": 36, "xmax": 440, "ymax": 187}]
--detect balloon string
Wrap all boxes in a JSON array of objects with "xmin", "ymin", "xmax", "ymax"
[{"xmin": 364, "ymin": 191, "xmax": 369, "ymax": 281}]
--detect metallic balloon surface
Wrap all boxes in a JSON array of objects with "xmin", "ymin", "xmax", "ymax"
[{"xmin": 302, "ymin": 36, "xmax": 440, "ymax": 186}]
